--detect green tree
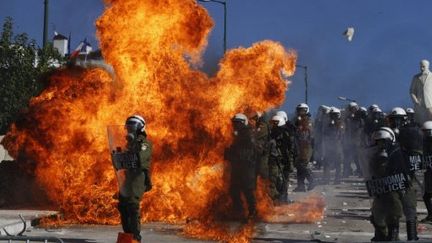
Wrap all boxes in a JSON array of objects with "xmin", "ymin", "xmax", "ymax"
[{"xmin": 0, "ymin": 17, "xmax": 64, "ymax": 133}]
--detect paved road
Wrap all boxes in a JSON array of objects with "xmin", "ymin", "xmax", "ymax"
[{"xmin": 2, "ymin": 171, "xmax": 432, "ymax": 242}]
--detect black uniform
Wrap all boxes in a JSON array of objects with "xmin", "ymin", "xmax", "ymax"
[
  {"xmin": 395, "ymin": 125, "xmax": 423, "ymax": 240},
  {"xmin": 364, "ymin": 114, "xmax": 386, "ymax": 146},
  {"xmin": 253, "ymin": 119, "xmax": 271, "ymax": 179},
  {"xmin": 422, "ymin": 136, "xmax": 432, "ymax": 223},
  {"xmin": 322, "ymin": 118, "xmax": 344, "ymax": 184},
  {"xmin": 117, "ymin": 133, "xmax": 152, "ymax": 242},
  {"xmin": 368, "ymin": 142, "xmax": 407, "ymax": 241},
  {"xmin": 225, "ymin": 124, "xmax": 257, "ymax": 218},
  {"xmin": 313, "ymin": 111, "xmax": 329, "ymax": 170},
  {"xmin": 343, "ymin": 110, "xmax": 365, "ymax": 176},
  {"xmin": 268, "ymin": 124, "xmax": 295, "ymax": 202},
  {"xmin": 294, "ymin": 115, "xmax": 315, "ymax": 191}
]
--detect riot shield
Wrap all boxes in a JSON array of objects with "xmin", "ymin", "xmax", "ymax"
[
  {"xmin": 360, "ymin": 145, "xmax": 379, "ymax": 180},
  {"xmin": 107, "ymin": 125, "xmax": 138, "ymax": 197}
]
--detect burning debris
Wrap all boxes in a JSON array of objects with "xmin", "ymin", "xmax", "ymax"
[{"xmin": 1, "ymin": 0, "xmax": 325, "ymax": 241}]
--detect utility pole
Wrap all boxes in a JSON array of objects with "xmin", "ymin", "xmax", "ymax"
[
  {"xmin": 43, "ymin": 0, "xmax": 49, "ymax": 49},
  {"xmin": 198, "ymin": 0, "xmax": 227, "ymax": 53},
  {"xmin": 296, "ymin": 65, "xmax": 309, "ymax": 104}
]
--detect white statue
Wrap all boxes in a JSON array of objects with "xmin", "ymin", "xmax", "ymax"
[{"xmin": 410, "ymin": 59, "xmax": 432, "ymax": 124}]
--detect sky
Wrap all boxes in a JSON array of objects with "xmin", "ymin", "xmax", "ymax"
[{"xmin": 1, "ymin": 0, "xmax": 432, "ymax": 114}]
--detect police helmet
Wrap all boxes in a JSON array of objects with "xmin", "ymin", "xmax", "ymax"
[
  {"xmin": 271, "ymin": 115, "xmax": 286, "ymax": 127},
  {"xmin": 359, "ymin": 107, "xmax": 368, "ymax": 117},
  {"xmin": 247, "ymin": 111, "xmax": 262, "ymax": 120},
  {"xmin": 372, "ymin": 107, "xmax": 382, "ymax": 113},
  {"xmin": 319, "ymin": 105, "xmax": 331, "ymax": 113},
  {"xmin": 406, "ymin": 108, "xmax": 415, "ymax": 114},
  {"xmin": 348, "ymin": 102, "xmax": 358, "ymax": 109},
  {"xmin": 372, "ymin": 127, "xmax": 396, "ymax": 143},
  {"xmin": 330, "ymin": 107, "xmax": 341, "ymax": 114},
  {"xmin": 125, "ymin": 115, "xmax": 146, "ymax": 133},
  {"xmin": 390, "ymin": 107, "xmax": 407, "ymax": 117},
  {"xmin": 296, "ymin": 103, "xmax": 309, "ymax": 114},
  {"xmin": 330, "ymin": 107, "xmax": 341, "ymax": 119},
  {"xmin": 422, "ymin": 121, "xmax": 432, "ymax": 137},
  {"xmin": 276, "ymin": 111, "xmax": 288, "ymax": 122},
  {"xmin": 232, "ymin": 113, "xmax": 248, "ymax": 125},
  {"xmin": 368, "ymin": 104, "xmax": 379, "ymax": 113}
]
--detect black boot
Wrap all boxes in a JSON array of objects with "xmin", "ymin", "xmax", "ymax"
[
  {"xmin": 306, "ymin": 170, "xmax": 315, "ymax": 191},
  {"xmin": 294, "ymin": 168, "xmax": 306, "ymax": 192},
  {"xmin": 422, "ymin": 194, "xmax": 432, "ymax": 223},
  {"xmin": 406, "ymin": 220, "xmax": 419, "ymax": 241},
  {"xmin": 127, "ymin": 204, "xmax": 142, "ymax": 242},
  {"xmin": 370, "ymin": 215, "xmax": 387, "ymax": 242},
  {"xmin": 293, "ymin": 183, "xmax": 306, "ymax": 192},
  {"xmin": 117, "ymin": 198, "xmax": 131, "ymax": 233},
  {"xmin": 278, "ymin": 193, "xmax": 293, "ymax": 204},
  {"xmin": 387, "ymin": 223, "xmax": 400, "ymax": 241},
  {"xmin": 371, "ymin": 230, "xmax": 387, "ymax": 242}
]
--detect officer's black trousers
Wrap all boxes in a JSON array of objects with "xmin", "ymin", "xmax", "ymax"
[
  {"xmin": 118, "ymin": 196, "xmax": 142, "ymax": 241},
  {"xmin": 424, "ymin": 193, "xmax": 432, "ymax": 216},
  {"xmin": 230, "ymin": 184, "xmax": 256, "ymax": 217},
  {"xmin": 296, "ymin": 166, "xmax": 313, "ymax": 186}
]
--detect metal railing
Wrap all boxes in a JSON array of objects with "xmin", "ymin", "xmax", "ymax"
[
  {"xmin": 0, "ymin": 235, "xmax": 64, "ymax": 242},
  {"xmin": 0, "ymin": 215, "xmax": 64, "ymax": 243}
]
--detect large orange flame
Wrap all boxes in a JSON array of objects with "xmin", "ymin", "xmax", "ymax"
[{"xmin": 2, "ymin": 0, "xmax": 325, "ymax": 241}]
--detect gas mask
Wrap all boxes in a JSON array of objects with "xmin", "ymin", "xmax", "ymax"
[
  {"xmin": 377, "ymin": 149, "xmax": 388, "ymax": 160},
  {"xmin": 390, "ymin": 117, "xmax": 405, "ymax": 130},
  {"xmin": 424, "ymin": 130, "xmax": 432, "ymax": 138},
  {"xmin": 125, "ymin": 123, "xmax": 141, "ymax": 144},
  {"xmin": 375, "ymin": 139, "xmax": 390, "ymax": 160},
  {"xmin": 232, "ymin": 121, "xmax": 246, "ymax": 136}
]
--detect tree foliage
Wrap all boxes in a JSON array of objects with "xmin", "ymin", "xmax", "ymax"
[{"xmin": 0, "ymin": 17, "xmax": 64, "ymax": 133}]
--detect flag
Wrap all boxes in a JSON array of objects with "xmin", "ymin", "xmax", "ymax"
[{"xmin": 70, "ymin": 38, "xmax": 93, "ymax": 58}]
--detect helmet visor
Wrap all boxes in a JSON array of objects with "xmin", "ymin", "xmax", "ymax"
[
  {"xmin": 125, "ymin": 122, "xmax": 141, "ymax": 133},
  {"xmin": 297, "ymin": 108, "xmax": 307, "ymax": 116},
  {"xmin": 271, "ymin": 119, "xmax": 280, "ymax": 127},
  {"xmin": 424, "ymin": 129, "xmax": 432, "ymax": 137}
]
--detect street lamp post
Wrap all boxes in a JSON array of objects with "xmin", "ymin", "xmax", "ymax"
[
  {"xmin": 198, "ymin": 0, "xmax": 227, "ymax": 53},
  {"xmin": 43, "ymin": 0, "xmax": 49, "ymax": 49},
  {"xmin": 296, "ymin": 65, "xmax": 308, "ymax": 104}
]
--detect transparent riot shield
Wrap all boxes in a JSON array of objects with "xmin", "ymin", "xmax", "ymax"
[
  {"xmin": 360, "ymin": 145, "xmax": 379, "ymax": 180},
  {"xmin": 107, "ymin": 125, "xmax": 139, "ymax": 197}
]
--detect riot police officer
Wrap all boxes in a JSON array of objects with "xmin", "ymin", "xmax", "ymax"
[
  {"xmin": 276, "ymin": 110, "xmax": 297, "ymax": 169},
  {"xmin": 314, "ymin": 105, "xmax": 331, "ymax": 170},
  {"xmin": 225, "ymin": 113, "xmax": 257, "ymax": 219},
  {"xmin": 276, "ymin": 110, "xmax": 297, "ymax": 138},
  {"xmin": 293, "ymin": 103, "xmax": 315, "ymax": 192},
  {"xmin": 364, "ymin": 107, "xmax": 387, "ymax": 146},
  {"xmin": 364, "ymin": 104, "xmax": 379, "ymax": 137},
  {"xmin": 368, "ymin": 127, "xmax": 406, "ymax": 241},
  {"xmin": 322, "ymin": 107, "xmax": 344, "ymax": 184},
  {"xmin": 388, "ymin": 107, "xmax": 422, "ymax": 241},
  {"xmin": 421, "ymin": 121, "xmax": 432, "ymax": 223},
  {"xmin": 343, "ymin": 102, "xmax": 365, "ymax": 177},
  {"xmin": 406, "ymin": 108, "xmax": 420, "ymax": 127},
  {"xmin": 115, "ymin": 115, "xmax": 153, "ymax": 242},
  {"xmin": 247, "ymin": 111, "xmax": 270, "ymax": 179},
  {"xmin": 268, "ymin": 115, "xmax": 295, "ymax": 203}
]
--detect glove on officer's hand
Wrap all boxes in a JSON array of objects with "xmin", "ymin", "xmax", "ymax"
[{"xmin": 144, "ymin": 169, "xmax": 152, "ymax": 192}]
